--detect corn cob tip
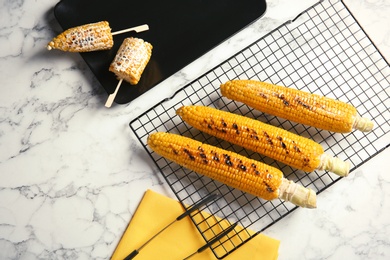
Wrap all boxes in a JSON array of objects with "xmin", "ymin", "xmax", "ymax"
[
  {"xmin": 318, "ymin": 153, "xmax": 350, "ymax": 177},
  {"xmin": 47, "ymin": 42, "xmax": 54, "ymax": 51},
  {"xmin": 353, "ymin": 115, "xmax": 374, "ymax": 132},
  {"xmin": 279, "ymin": 179, "xmax": 317, "ymax": 208}
]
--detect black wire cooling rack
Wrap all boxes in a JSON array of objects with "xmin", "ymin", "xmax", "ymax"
[{"xmin": 130, "ymin": 0, "xmax": 390, "ymax": 258}]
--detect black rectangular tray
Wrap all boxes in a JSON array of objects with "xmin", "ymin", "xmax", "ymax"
[
  {"xmin": 53, "ymin": 0, "xmax": 267, "ymax": 104},
  {"xmin": 130, "ymin": 0, "xmax": 389, "ymax": 258}
]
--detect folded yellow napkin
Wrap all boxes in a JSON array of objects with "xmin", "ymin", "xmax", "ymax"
[{"xmin": 111, "ymin": 190, "xmax": 279, "ymax": 260}]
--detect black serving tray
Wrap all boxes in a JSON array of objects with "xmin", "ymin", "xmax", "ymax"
[{"xmin": 54, "ymin": 0, "xmax": 267, "ymax": 104}]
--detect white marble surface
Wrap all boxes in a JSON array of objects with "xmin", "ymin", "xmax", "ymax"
[{"xmin": 0, "ymin": 0, "xmax": 389, "ymax": 259}]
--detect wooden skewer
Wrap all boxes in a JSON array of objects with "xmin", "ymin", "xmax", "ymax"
[
  {"xmin": 111, "ymin": 24, "xmax": 149, "ymax": 36},
  {"xmin": 105, "ymin": 79, "xmax": 123, "ymax": 108}
]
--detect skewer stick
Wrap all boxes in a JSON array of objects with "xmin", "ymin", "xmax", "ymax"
[
  {"xmin": 111, "ymin": 24, "xmax": 149, "ymax": 36},
  {"xmin": 105, "ymin": 79, "xmax": 123, "ymax": 108}
]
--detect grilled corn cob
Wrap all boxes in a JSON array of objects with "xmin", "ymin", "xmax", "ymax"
[
  {"xmin": 109, "ymin": 37, "xmax": 152, "ymax": 85},
  {"xmin": 176, "ymin": 105, "xmax": 350, "ymax": 177},
  {"xmin": 220, "ymin": 80, "xmax": 374, "ymax": 133},
  {"xmin": 148, "ymin": 132, "xmax": 317, "ymax": 208},
  {"xmin": 47, "ymin": 21, "xmax": 113, "ymax": 52}
]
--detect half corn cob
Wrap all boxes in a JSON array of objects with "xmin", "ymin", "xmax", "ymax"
[
  {"xmin": 47, "ymin": 21, "xmax": 113, "ymax": 52},
  {"xmin": 109, "ymin": 37, "xmax": 153, "ymax": 85},
  {"xmin": 148, "ymin": 132, "xmax": 317, "ymax": 208},
  {"xmin": 176, "ymin": 105, "xmax": 350, "ymax": 177},
  {"xmin": 220, "ymin": 80, "xmax": 374, "ymax": 133}
]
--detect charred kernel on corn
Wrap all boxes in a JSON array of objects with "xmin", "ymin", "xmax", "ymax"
[
  {"xmin": 148, "ymin": 132, "xmax": 316, "ymax": 208},
  {"xmin": 47, "ymin": 21, "xmax": 113, "ymax": 52},
  {"xmin": 109, "ymin": 37, "xmax": 153, "ymax": 85},
  {"xmin": 176, "ymin": 105, "xmax": 350, "ymax": 177},
  {"xmin": 220, "ymin": 80, "xmax": 374, "ymax": 133}
]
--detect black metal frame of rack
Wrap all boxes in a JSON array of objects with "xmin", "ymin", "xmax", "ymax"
[{"xmin": 130, "ymin": 0, "xmax": 390, "ymax": 258}]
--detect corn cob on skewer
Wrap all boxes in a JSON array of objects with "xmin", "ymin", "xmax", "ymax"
[
  {"xmin": 105, "ymin": 37, "xmax": 153, "ymax": 108},
  {"xmin": 220, "ymin": 80, "xmax": 374, "ymax": 133},
  {"xmin": 176, "ymin": 105, "xmax": 350, "ymax": 177},
  {"xmin": 109, "ymin": 37, "xmax": 153, "ymax": 85},
  {"xmin": 148, "ymin": 132, "xmax": 317, "ymax": 208},
  {"xmin": 47, "ymin": 21, "xmax": 114, "ymax": 52},
  {"xmin": 47, "ymin": 21, "xmax": 149, "ymax": 52}
]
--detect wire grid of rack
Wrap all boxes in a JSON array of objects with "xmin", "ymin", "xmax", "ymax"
[{"xmin": 130, "ymin": 0, "xmax": 390, "ymax": 258}]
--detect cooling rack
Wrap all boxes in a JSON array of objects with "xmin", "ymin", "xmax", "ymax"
[{"xmin": 130, "ymin": 0, "xmax": 390, "ymax": 258}]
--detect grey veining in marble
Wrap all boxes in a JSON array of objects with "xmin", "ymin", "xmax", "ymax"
[{"xmin": 0, "ymin": 0, "xmax": 389, "ymax": 259}]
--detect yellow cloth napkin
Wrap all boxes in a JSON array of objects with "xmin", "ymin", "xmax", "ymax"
[{"xmin": 111, "ymin": 190, "xmax": 279, "ymax": 260}]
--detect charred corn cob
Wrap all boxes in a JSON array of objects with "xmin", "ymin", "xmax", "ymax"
[
  {"xmin": 176, "ymin": 105, "xmax": 350, "ymax": 177},
  {"xmin": 109, "ymin": 37, "xmax": 152, "ymax": 85},
  {"xmin": 220, "ymin": 80, "xmax": 374, "ymax": 133},
  {"xmin": 47, "ymin": 21, "xmax": 113, "ymax": 52},
  {"xmin": 148, "ymin": 132, "xmax": 316, "ymax": 208}
]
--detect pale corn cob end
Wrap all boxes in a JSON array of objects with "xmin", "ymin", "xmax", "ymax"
[
  {"xmin": 318, "ymin": 153, "xmax": 351, "ymax": 177},
  {"xmin": 353, "ymin": 114, "xmax": 374, "ymax": 132},
  {"xmin": 278, "ymin": 179, "xmax": 317, "ymax": 208}
]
